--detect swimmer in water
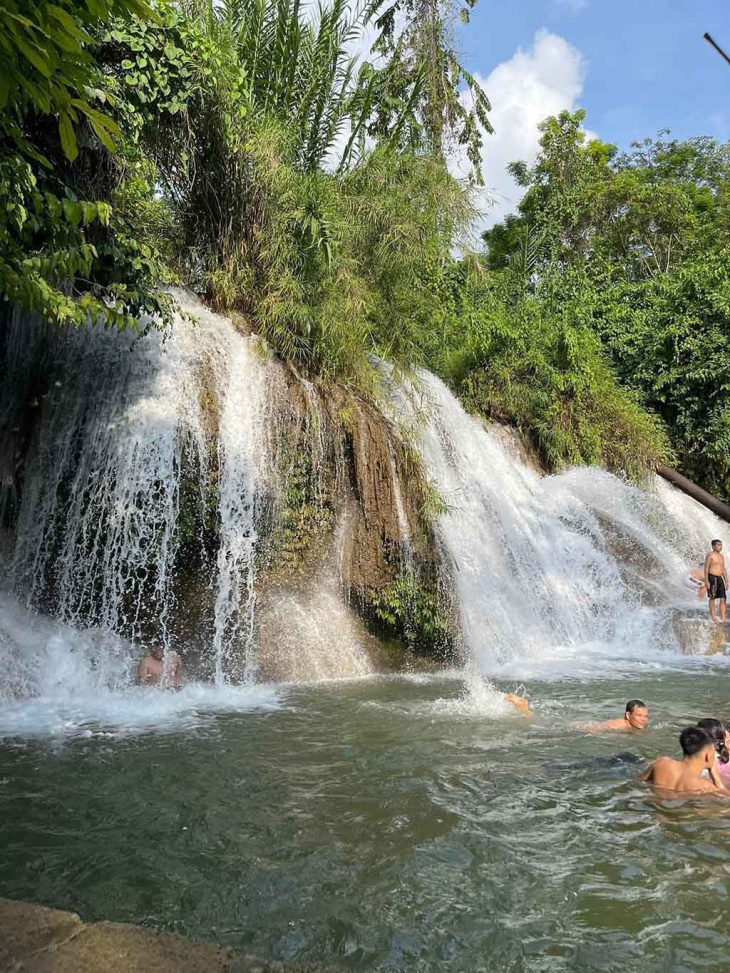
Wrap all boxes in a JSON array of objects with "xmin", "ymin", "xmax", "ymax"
[
  {"xmin": 137, "ymin": 646, "xmax": 183, "ymax": 688},
  {"xmin": 584, "ymin": 699, "xmax": 649, "ymax": 734},
  {"xmin": 641, "ymin": 726, "xmax": 730, "ymax": 795},
  {"xmin": 697, "ymin": 718, "xmax": 730, "ymax": 787},
  {"xmin": 504, "ymin": 693, "xmax": 533, "ymax": 716}
]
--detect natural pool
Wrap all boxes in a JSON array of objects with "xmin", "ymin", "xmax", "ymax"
[{"xmin": 2, "ymin": 665, "xmax": 730, "ymax": 973}]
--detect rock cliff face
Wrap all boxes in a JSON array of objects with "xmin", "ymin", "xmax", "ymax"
[{"xmin": 253, "ymin": 362, "xmax": 458, "ymax": 673}]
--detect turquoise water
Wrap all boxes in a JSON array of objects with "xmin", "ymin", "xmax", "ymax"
[{"xmin": 2, "ymin": 670, "xmax": 730, "ymax": 972}]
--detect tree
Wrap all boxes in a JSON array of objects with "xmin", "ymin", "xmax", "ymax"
[
  {"xmin": 482, "ymin": 109, "xmax": 730, "ymax": 495},
  {"xmin": 0, "ymin": 0, "xmax": 176, "ymax": 328},
  {"xmin": 367, "ymin": 0, "xmax": 492, "ymax": 181}
]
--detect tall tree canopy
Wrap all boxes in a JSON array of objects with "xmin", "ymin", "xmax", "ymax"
[{"xmin": 483, "ymin": 110, "xmax": 730, "ymax": 496}]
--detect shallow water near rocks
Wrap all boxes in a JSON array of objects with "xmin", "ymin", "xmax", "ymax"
[{"xmin": 2, "ymin": 670, "xmax": 730, "ymax": 973}]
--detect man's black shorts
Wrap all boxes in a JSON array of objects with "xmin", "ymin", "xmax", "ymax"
[{"xmin": 708, "ymin": 573, "xmax": 727, "ymax": 600}]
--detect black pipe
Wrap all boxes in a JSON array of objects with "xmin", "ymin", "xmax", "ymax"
[
  {"xmin": 657, "ymin": 464, "xmax": 730, "ymax": 525},
  {"xmin": 704, "ymin": 32, "xmax": 730, "ymax": 67}
]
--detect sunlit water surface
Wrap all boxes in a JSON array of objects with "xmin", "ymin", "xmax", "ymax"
[{"xmin": 2, "ymin": 667, "xmax": 730, "ymax": 973}]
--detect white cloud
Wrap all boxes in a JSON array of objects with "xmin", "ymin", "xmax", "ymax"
[
  {"xmin": 453, "ymin": 29, "xmax": 591, "ymax": 231},
  {"xmin": 553, "ymin": 0, "xmax": 589, "ymax": 11}
]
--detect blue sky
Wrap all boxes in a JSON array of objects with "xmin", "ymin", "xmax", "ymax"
[{"xmin": 452, "ymin": 0, "xmax": 730, "ymax": 223}]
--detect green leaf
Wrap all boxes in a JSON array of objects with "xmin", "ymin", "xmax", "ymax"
[
  {"xmin": 58, "ymin": 113, "xmax": 78, "ymax": 162},
  {"xmin": 81, "ymin": 201, "xmax": 98, "ymax": 225},
  {"xmin": 63, "ymin": 200, "xmax": 83, "ymax": 227},
  {"xmin": 45, "ymin": 193, "xmax": 62, "ymax": 220},
  {"xmin": 14, "ymin": 37, "xmax": 52, "ymax": 77}
]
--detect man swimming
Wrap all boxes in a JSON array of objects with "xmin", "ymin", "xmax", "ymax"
[
  {"xmin": 641, "ymin": 726, "xmax": 730, "ymax": 795},
  {"xmin": 586, "ymin": 699, "xmax": 649, "ymax": 733},
  {"xmin": 704, "ymin": 539, "xmax": 728, "ymax": 623}
]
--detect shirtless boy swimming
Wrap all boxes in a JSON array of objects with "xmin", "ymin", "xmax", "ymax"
[
  {"xmin": 641, "ymin": 726, "xmax": 730, "ymax": 795},
  {"xmin": 704, "ymin": 539, "xmax": 728, "ymax": 623}
]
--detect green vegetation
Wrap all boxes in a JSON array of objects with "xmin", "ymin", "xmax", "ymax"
[
  {"xmin": 0, "ymin": 0, "xmax": 177, "ymax": 328},
  {"xmin": 267, "ymin": 442, "xmax": 335, "ymax": 572},
  {"xmin": 370, "ymin": 567, "xmax": 452, "ymax": 655},
  {"xmin": 483, "ymin": 111, "xmax": 730, "ymax": 495},
  {"xmin": 420, "ymin": 259, "xmax": 667, "ymax": 478},
  {"xmin": 2, "ymin": 2, "xmax": 724, "ymax": 499}
]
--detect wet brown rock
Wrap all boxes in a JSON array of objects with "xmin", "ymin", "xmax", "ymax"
[
  {"xmin": 342, "ymin": 400, "xmax": 409, "ymax": 591},
  {"xmin": 0, "ymin": 898, "xmax": 83, "ymax": 968},
  {"xmin": 486, "ymin": 421, "xmax": 544, "ymax": 475},
  {"xmin": 671, "ymin": 613, "xmax": 730, "ymax": 655},
  {"xmin": 0, "ymin": 898, "xmax": 335, "ymax": 973}
]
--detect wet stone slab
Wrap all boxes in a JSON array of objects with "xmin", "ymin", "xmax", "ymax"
[{"xmin": 0, "ymin": 899, "xmax": 333, "ymax": 973}]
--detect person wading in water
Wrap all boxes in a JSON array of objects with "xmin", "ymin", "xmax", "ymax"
[
  {"xmin": 704, "ymin": 539, "xmax": 728, "ymax": 624},
  {"xmin": 137, "ymin": 645, "xmax": 183, "ymax": 688},
  {"xmin": 641, "ymin": 726, "xmax": 730, "ymax": 795}
]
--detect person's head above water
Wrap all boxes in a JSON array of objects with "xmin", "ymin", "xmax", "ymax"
[
  {"xmin": 697, "ymin": 718, "xmax": 730, "ymax": 763},
  {"xmin": 712, "ymin": 539, "xmax": 723, "ymax": 552},
  {"xmin": 680, "ymin": 726, "xmax": 716, "ymax": 764},
  {"xmin": 625, "ymin": 699, "xmax": 649, "ymax": 729},
  {"xmin": 149, "ymin": 645, "xmax": 164, "ymax": 661}
]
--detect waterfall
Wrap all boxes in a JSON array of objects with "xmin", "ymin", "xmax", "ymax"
[
  {"xmin": 0, "ymin": 291, "xmax": 381, "ymax": 705},
  {"xmin": 1, "ymin": 289, "xmax": 728, "ymax": 726},
  {"xmin": 412, "ymin": 371, "xmax": 727, "ymax": 678},
  {"xmin": 0, "ymin": 292, "xmax": 277, "ymax": 689}
]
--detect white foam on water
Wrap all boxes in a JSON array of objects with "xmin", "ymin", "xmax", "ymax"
[
  {"xmin": 407, "ymin": 371, "xmax": 730, "ymax": 690},
  {"xmin": 0, "ymin": 683, "xmax": 283, "ymax": 741},
  {"xmin": 0, "ymin": 594, "xmax": 282, "ymax": 740}
]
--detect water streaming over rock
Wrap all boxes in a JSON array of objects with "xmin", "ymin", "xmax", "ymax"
[
  {"xmin": 0, "ymin": 293, "xmax": 279, "ymax": 690},
  {"xmin": 0, "ymin": 293, "xmax": 382, "ymax": 705},
  {"xmin": 1, "ymin": 296, "xmax": 728, "ymax": 729},
  {"xmin": 409, "ymin": 371, "xmax": 727, "ymax": 679}
]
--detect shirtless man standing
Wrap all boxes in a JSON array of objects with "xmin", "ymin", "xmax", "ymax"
[
  {"xmin": 641, "ymin": 726, "xmax": 730, "ymax": 795},
  {"xmin": 138, "ymin": 645, "xmax": 164, "ymax": 686},
  {"xmin": 704, "ymin": 539, "xmax": 728, "ymax": 623},
  {"xmin": 137, "ymin": 646, "xmax": 183, "ymax": 688}
]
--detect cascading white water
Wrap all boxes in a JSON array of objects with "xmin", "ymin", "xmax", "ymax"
[
  {"xmin": 2, "ymin": 288, "xmax": 729, "ymax": 737},
  {"xmin": 411, "ymin": 371, "xmax": 729, "ymax": 680},
  {"xmin": 0, "ymin": 292, "xmax": 277, "ymax": 695},
  {"xmin": 0, "ymin": 592, "xmax": 281, "ymax": 738},
  {"xmin": 5, "ymin": 303, "xmax": 206, "ymax": 640},
  {"xmin": 179, "ymin": 296, "xmax": 277, "ymax": 685}
]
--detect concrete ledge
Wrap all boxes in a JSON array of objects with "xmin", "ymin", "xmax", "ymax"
[{"xmin": 0, "ymin": 899, "xmax": 333, "ymax": 973}]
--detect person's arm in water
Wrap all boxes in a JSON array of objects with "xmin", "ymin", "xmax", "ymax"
[
  {"xmin": 709, "ymin": 763, "xmax": 726, "ymax": 789},
  {"xmin": 639, "ymin": 760, "xmax": 657, "ymax": 783}
]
